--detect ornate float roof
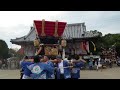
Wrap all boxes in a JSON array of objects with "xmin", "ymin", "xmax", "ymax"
[{"xmin": 34, "ymin": 20, "xmax": 66, "ymax": 37}]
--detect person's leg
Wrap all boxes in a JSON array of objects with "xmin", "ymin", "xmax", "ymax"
[
  {"xmin": 60, "ymin": 74, "xmax": 64, "ymax": 79},
  {"xmin": 101, "ymin": 65, "xmax": 103, "ymax": 72},
  {"xmin": 54, "ymin": 69, "xmax": 57, "ymax": 79},
  {"xmin": 90, "ymin": 66, "xmax": 92, "ymax": 70},
  {"xmin": 20, "ymin": 73, "xmax": 23, "ymax": 79},
  {"xmin": 89, "ymin": 66, "xmax": 91, "ymax": 70},
  {"xmin": 110, "ymin": 63, "xmax": 112, "ymax": 68},
  {"xmin": 96, "ymin": 65, "xmax": 98, "ymax": 71}
]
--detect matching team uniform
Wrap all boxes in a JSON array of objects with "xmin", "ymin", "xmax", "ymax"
[
  {"xmin": 71, "ymin": 61, "xmax": 84, "ymax": 79},
  {"xmin": 46, "ymin": 61, "xmax": 55, "ymax": 79},
  {"xmin": 20, "ymin": 60, "xmax": 34, "ymax": 79},
  {"xmin": 21, "ymin": 59, "xmax": 85, "ymax": 79},
  {"xmin": 55, "ymin": 60, "xmax": 71, "ymax": 79},
  {"xmin": 24, "ymin": 62, "xmax": 54, "ymax": 79}
]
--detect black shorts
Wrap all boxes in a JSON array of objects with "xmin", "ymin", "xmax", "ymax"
[{"xmin": 20, "ymin": 72, "xmax": 24, "ymax": 79}]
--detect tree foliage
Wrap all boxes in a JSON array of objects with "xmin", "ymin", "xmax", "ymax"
[
  {"xmin": 9, "ymin": 48, "xmax": 24, "ymax": 60},
  {"xmin": 8, "ymin": 48, "xmax": 17, "ymax": 57},
  {"xmin": 0, "ymin": 39, "xmax": 24, "ymax": 60},
  {"xmin": 89, "ymin": 31, "xmax": 120, "ymax": 56},
  {"xmin": 102, "ymin": 34, "xmax": 120, "ymax": 56},
  {"xmin": 0, "ymin": 39, "xmax": 9, "ymax": 59},
  {"xmin": 90, "ymin": 30, "xmax": 102, "ymax": 37}
]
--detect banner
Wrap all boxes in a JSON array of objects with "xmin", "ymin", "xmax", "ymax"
[
  {"xmin": 80, "ymin": 42, "xmax": 84, "ymax": 52},
  {"xmin": 86, "ymin": 41, "xmax": 90, "ymax": 53},
  {"xmin": 83, "ymin": 42, "xmax": 87, "ymax": 51},
  {"xmin": 91, "ymin": 41, "xmax": 96, "ymax": 51}
]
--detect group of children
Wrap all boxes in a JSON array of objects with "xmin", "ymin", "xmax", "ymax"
[{"xmin": 20, "ymin": 55, "xmax": 86, "ymax": 79}]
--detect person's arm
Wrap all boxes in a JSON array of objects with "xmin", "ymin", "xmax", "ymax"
[
  {"xmin": 36, "ymin": 46, "xmax": 42, "ymax": 55},
  {"xmin": 80, "ymin": 59, "xmax": 86, "ymax": 63},
  {"xmin": 49, "ymin": 59, "xmax": 58, "ymax": 63},
  {"xmin": 69, "ymin": 61, "xmax": 73, "ymax": 66},
  {"xmin": 72, "ymin": 59, "xmax": 86, "ymax": 63},
  {"xmin": 26, "ymin": 59, "xmax": 34, "ymax": 62},
  {"xmin": 64, "ymin": 61, "xmax": 73, "ymax": 68},
  {"xmin": 77, "ymin": 62, "xmax": 85, "ymax": 68},
  {"xmin": 44, "ymin": 64, "xmax": 54, "ymax": 73}
]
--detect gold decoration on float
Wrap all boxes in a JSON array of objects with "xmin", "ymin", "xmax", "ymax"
[
  {"xmin": 34, "ymin": 38, "xmax": 40, "ymax": 48},
  {"xmin": 61, "ymin": 39, "xmax": 67, "ymax": 47}
]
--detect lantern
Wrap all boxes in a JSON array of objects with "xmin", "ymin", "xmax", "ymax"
[
  {"xmin": 51, "ymin": 47, "xmax": 58, "ymax": 55},
  {"xmin": 34, "ymin": 38, "xmax": 40, "ymax": 48},
  {"xmin": 61, "ymin": 39, "xmax": 67, "ymax": 47},
  {"xmin": 45, "ymin": 46, "xmax": 51, "ymax": 55}
]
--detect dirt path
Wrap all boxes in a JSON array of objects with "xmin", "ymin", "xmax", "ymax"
[
  {"xmin": 80, "ymin": 66, "xmax": 120, "ymax": 79},
  {"xmin": 0, "ymin": 70, "xmax": 20, "ymax": 79}
]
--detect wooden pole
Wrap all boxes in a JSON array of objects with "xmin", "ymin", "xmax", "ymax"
[
  {"xmin": 41, "ymin": 19, "xmax": 46, "ymax": 36},
  {"xmin": 54, "ymin": 20, "xmax": 59, "ymax": 37},
  {"xmin": 62, "ymin": 47, "xmax": 65, "ymax": 60}
]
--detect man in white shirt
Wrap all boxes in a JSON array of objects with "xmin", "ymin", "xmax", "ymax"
[
  {"xmin": 56, "ymin": 56, "xmax": 71, "ymax": 79},
  {"xmin": 57, "ymin": 57, "xmax": 64, "ymax": 79},
  {"xmin": 59, "ymin": 60, "xmax": 64, "ymax": 72}
]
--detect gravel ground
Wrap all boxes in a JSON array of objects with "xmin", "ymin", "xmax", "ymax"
[
  {"xmin": 80, "ymin": 66, "xmax": 120, "ymax": 79},
  {"xmin": 0, "ymin": 70, "xmax": 20, "ymax": 79},
  {"xmin": 0, "ymin": 66, "xmax": 120, "ymax": 79}
]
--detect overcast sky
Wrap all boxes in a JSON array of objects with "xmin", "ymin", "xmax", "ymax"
[{"xmin": 0, "ymin": 11, "xmax": 120, "ymax": 49}]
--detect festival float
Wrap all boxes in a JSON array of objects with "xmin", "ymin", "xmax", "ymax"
[
  {"xmin": 33, "ymin": 19, "xmax": 67, "ymax": 59},
  {"xmin": 11, "ymin": 19, "xmax": 100, "ymax": 61}
]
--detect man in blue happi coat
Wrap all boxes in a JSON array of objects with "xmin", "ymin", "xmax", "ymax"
[
  {"xmin": 89, "ymin": 57, "xmax": 94, "ymax": 70},
  {"xmin": 42, "ymin": 56, "xmax": 55, "ymax": 79},
  {"xmin": 71, "ymin": 55, "xmax": 86, "ymax": 79},
  {"xmin": 55, "ymin": 56, "xmax": 71, "ymax": 79},
  {"xmin": 20, "ymin": 56, "xmax": 34, "ymax": 79},
  {"xmin": 23, "ymin": 55, "xmax": 54, "ymax": 79}
]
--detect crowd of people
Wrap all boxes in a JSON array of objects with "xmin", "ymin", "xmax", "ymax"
[
  {"xmin": 0, "ymin": 59, "xmax": 8, "ymax": 69},
  {"xmin": 86, "ymin": 56, "xmax": 120, "ymax": 71},
  {"xmin": 19, "ymin": 52, "xmax": 120, "ymax": 79},
  {"xmin": 20, "ymin": 55, "xmax": 86, "ymax": 79}
]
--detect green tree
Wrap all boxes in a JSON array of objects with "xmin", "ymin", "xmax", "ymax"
[
  {"xmin": 8, "ymin": 48, "xmax": 17, "ymax": 57},
  {"xmin": 88, "ymin": 31, "xmax": 120, "ymax": 56},
  {"xmin": 90, "ymin": 30, "xmax": 102, "ymax": 37},
  {"xmin": 101, "ymin": 33, "xmax": 120, "ymax": 56},
  {"xmin": 9, "ymin": 48, "xmax": 24, "ymax": 60},
  {"xmin": 0, "ymin": 39, "xmax": 9, "ymax": 59}
]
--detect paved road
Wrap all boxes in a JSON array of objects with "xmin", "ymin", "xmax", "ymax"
[{"xmin": 0, "ymin": 66, "xmax": 120, "ymax": 79}]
